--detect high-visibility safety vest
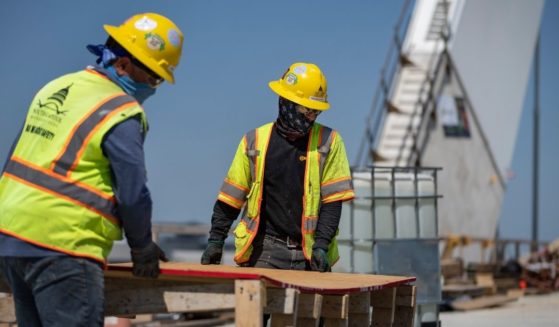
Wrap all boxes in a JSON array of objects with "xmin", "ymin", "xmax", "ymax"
[
  {"xmin": 0, "ymin": 69, "xmax": 147, "ymax": 264},
  {"xmin": 218, "ymin": 122, "xmax": 355, "ymax": 265}
]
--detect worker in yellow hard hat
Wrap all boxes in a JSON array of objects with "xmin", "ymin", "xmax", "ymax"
[
  {"xmin": 0, "ymin": 13, "xmax": 184, "ymax": 326},
  {"xmin": 201, "ymin": 63, "xmax": 355, "ymax": 275}
]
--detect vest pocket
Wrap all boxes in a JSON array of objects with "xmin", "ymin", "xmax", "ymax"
[{"xmin": 234, "ymin": 220, "xmax": 253, "ymax": 262}]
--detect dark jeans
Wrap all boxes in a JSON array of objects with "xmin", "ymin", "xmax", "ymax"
[
  {"xmin": 0, "ymin": 256, "xmax": 104, "ymax": 327},
  {"xmin": 245, "ymin": 234, "xmax": 311, "ymax": 271}
]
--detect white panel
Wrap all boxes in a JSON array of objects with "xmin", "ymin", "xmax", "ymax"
[{"xmin": 449, "ymin": 0, "xmax": 544, "ymax": 176}]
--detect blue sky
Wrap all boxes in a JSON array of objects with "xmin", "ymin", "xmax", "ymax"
[{"xmin": 0, "ymin": 1, "xmax": 557, "ymax": 244}]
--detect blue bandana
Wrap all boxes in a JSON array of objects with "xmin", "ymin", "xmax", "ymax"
[{"xmin": 87, "ymin": 44, "xmax": 156, "ymax": 104}]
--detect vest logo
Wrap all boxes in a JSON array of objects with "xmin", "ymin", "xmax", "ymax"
[
  {"xmin": 299, "ymin": 155, "xmax": 306, "ymax": 162},
  {"xmin": 37, "ymin": 84, "xmax": 72, "ymax": 116}
]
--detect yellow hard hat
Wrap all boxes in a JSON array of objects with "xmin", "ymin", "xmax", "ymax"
[
  {"xmin": 269, "ymin": 62, "xmax": 329, "ymax": 110},
  {"xmin": 104, "ymin": 13, "xmax": 184, "ymax": 84}
]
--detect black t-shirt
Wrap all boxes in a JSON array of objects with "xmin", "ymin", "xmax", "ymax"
[{"xmin": 258, "ymin": 126, "xmax": 308, "ymax": 244}]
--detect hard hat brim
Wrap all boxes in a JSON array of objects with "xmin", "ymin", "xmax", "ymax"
[{"xmin": 268, "ymin": 81, "xmax": 330, "ymax": 110}]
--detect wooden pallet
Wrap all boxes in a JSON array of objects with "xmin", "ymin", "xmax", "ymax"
[{"xmin": 1, "ymin": 262, "xmax": 418, "ymax": 327}]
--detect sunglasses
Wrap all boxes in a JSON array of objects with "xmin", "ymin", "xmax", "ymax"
[
  {"xmin": 295, "ymin": 105, "xmax": 322, "ymax": 117},
  {"xmin": 130, "ymin": 57, "xmax": 164, "ymax": 88}
]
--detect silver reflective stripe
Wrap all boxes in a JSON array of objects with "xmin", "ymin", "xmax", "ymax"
[
  {"xmin": 5, "ymin": 159, "xmax": 117, "ymax": 220},
  {"xmin": 321, "ymin": 179, "xmax": 353, "ymax": 198},
  {"xmin": 241, "ymin": 215, "xmax": 257, "ymax": 232},
  {"xmin": 318, "ymin": 126, "xmax": 333, "ymax": 175},
  {"xmin": 53, "ymin": 94, "xmax": 136, "ymax": 176},
  {"xmin": 220, "ymin": 180, "xmax": 247, "ymax": 202},
  {"xmin": 305, "ymin": 218, "xmax": 318, "ymax": 231},
  {"xmin": 245, "ymin": 129, "xmax": 258, "ymax": 179}
]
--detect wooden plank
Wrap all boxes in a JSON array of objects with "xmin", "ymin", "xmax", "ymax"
[
  {"xmin": 348, "ymin": 292, "xmax": 370, "ymax": 327},
  {"xmin": 105, "ymin": 279, "xmax": 235, "ymax": 316},
  {"xmin": 268, "ymin": 288, "xmax": 299, "ymax": 327},
  {"xmin": 0, "ymin": 294, "xmax": 16, "ymax": 323},
  {"xmin": 323, "ymin": 317, "xmax": 349, "ymax": 327},
  {"xmin": 475, "ymin": 273, "xmax": 496, "ymax": 295},
  {"xmin": 265, "ymin": 288, "xmax": 299, "ymax": 314},
  {"xmin": 298, "ymin": 318, "xmax": 320, "ymax": 327},
  {"xmin": 321, "ymin": 294, "xmax": 349, "ymax": 319},
  {"xmin": 297, "ymin": 293, "xmax": 323, "ymax": 318},
  {"xmin": 393, "ymin": 306, "xmax": 415, "ymax": 327},
  {"xmin": 107, "ymin": 263, "xmax": 415, "ymax": 294},
  {"xmin": 270, "ymin": 313, "xmax": 296, "ymax": 327},
  {"xmin": 371, "ymin": 288, "xmax": 396, "ymax": 308},
  {"xmin": 235, "ymin": 279, "xmax": 265, "ymax": 327},
  {"xmin": 450, "ymin": 294, "xmax": 518, "ymax": 311},
  {"xmin": 371, "ymin": 288, "xmax": 395, "ymax": 326},
  {"xmin": 395, "ymin": 285, "xmax": 416, "ymax": 307},
  {"xmin": 371, "ymin": 308, "xmax": 394, "ymax": 327},
  {"xmin": 296, "ymin": 293, "xmax": 322, "ymax": 326}
]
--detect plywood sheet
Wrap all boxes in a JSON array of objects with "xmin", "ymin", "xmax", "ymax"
[{"xmin": 107, "ymin": 262, "xmax": 415, "ymax": 295}]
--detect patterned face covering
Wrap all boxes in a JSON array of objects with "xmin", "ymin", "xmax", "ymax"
[{"xmin": 275, "ymin": 97, "xmax": 314, "ymax": 140}]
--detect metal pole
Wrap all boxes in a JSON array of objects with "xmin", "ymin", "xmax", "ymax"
[{"xmin": 531, "ymin": 35, "xmax": 540, "ymax": 253}]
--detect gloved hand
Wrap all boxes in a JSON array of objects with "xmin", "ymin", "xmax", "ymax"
[
  {"xmin": 130, "ymin": 241, "xmax": 168, "ymax": 278},
  {"xmin": 201, "ymin": 240, "xmax": 225, "ymax": 264},
  {"xmin": 310, "ymin": 247, "xmax": 330, "ymax": 272}
]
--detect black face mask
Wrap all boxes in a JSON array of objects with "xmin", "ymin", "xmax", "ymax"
[{"xmin": 275, "ymin": 97, "xmax": 313, "ymax": 140}]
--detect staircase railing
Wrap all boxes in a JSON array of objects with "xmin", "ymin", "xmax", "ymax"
[
  {"xmin": 355, "ymin": 0, "xmax": 416, "ymax": 167},
  {"xmin": 356, "ymin": 0, "xmax": 452, "ymax": 167}
]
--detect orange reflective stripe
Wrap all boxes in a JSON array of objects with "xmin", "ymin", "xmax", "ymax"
[
  {"xmin": 51, "ymin": 94, "xmax": 136, "ymax": 176},
  {"xmin": 67, "ymin": 101, "xmax": 137, "ymax": 174},
  {"xmin": 322, "ymin": 190, "xmax": 355, "ymax": 203},
  {"xmin": 85, "ymin": 68, "xmax": 110, "ymax": 80},
  {"xmin": 218, "ymin": 192, "xmax": 244, "ymax": 209},
  {"xmin": 220, "ymin": 179, "xmax": 249, "ymax": 202},
  {"xmin": 5, "ymin": 158, "xmax": 118, "ymax": 225},
  {"xmin": 13, "ymin": 156, "xmax": 114, "ymax": 202}
]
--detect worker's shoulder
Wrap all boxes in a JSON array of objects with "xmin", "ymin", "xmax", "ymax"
[{"xmin": 243, "ymin": 122, "xmax": 275, "ymax": 136}]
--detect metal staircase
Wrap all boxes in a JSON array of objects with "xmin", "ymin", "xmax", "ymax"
[{"xmin": 356, "ymin": 0, "xmax": 451, "ymax": 167}]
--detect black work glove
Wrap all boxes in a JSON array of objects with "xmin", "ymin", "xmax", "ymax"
[
  {"xmin": 310, "ymin": 247, "xmax": 330, "ymax": 272},
  {"xmin": 201, "ymin": 240, "xmax": 224, "ymax": 264},
  {"xmin": 130, "ymin": 241, "xmax": 168, "ymax": 278}
]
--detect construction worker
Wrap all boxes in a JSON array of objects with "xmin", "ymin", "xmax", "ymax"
[
  {"xmin": 201, "ymin": 62, "xmax": 355, "ymax": 273},
  {"xmin": 0, "ymin": 13, "xmax": 183, "ymax": 326}
]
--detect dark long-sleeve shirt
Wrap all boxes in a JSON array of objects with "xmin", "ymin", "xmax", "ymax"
[
  {"xmin": 209, "ymin": 126, "xmax": 342, "ymax": 250},
  {"xmin": 0, "ymin": 117, "xmax": 152, "ymax": 256}
]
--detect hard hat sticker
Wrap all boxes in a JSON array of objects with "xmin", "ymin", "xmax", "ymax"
[
  {"xmin": 145, "ymin": 32, "xmax": 166, "ymax": 51},
  {"xmin": 293, "ymin": 65, "xmax": 307, "ymax": 75},
  {"xmin": 134, "ymin": 16, "xmax": 157, "ymax": 31},
  {"xmin": 168, "ymin": 29, "xmax": 181, "ymax": 48},
  {"xmin": 285, "ymin": 73, "xmax": 298, "ymax": 85}
]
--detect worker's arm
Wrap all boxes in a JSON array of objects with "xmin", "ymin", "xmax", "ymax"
[
  {"xmin": 314, "ymin": 201, "xmax": 342, "ymax": 250},
  {"xmin": 102, "ymin": 117, "xmax": 153, "ymax": 249},
  {"xmin": 209, "ymin": 200, "xmax": 241, "ymax": 241},
  {"xmin": 201, "ymin": 200, "xmax": 240, "ymax": 265},
  {"xmin": 103, "ymin": 116, "xmax": 167, "ymax": 278},
  {"xmin": 310, "ymin": 200, "xmax": 342, "ymax": 272}
]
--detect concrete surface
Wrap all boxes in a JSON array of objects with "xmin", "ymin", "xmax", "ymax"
[{"xmin": 440, "ymin": 292, "xmax": 559, "ymax": 327}]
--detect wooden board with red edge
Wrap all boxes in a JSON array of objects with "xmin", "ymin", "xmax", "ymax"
[{"xmin": 107, "ymin": 262, "xmax": 415, "ymax": 295}]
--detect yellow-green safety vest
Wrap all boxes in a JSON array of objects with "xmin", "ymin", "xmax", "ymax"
[
  {"xmin": 0, "ymin": 69, "xmax": 147, "ymax": 264},
  {"xmin": 217, "ymin": 122, "xmax": 355, "ymax": 265}
]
